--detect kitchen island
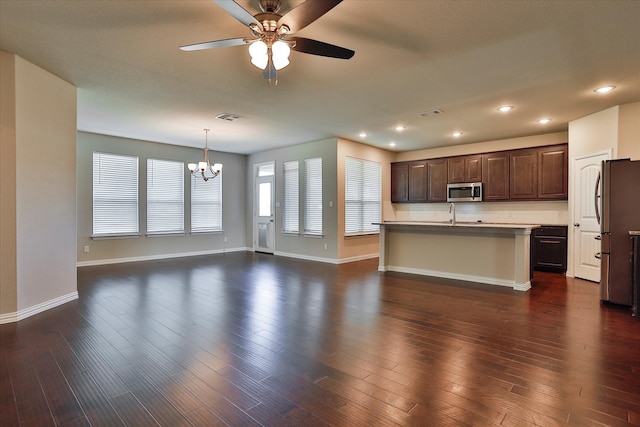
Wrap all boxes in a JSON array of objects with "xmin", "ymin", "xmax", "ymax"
[{"xmin": 376, "ymin": 221, "xmax": 540, "ymax": 291}]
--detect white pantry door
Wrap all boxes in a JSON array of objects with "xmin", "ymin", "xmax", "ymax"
[{"xmin": 572, "ymin": 152, "xmax": 610, "ymax": 282}]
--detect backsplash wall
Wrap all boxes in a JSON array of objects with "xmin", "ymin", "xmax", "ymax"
[{"xmin": 383, "ymin": 200, "xmax": 568, "ymax": 226}]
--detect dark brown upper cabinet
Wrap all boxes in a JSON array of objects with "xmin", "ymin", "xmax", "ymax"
[
  {"xmin": 391, "ymin": 160, "xmax": 428, "ymax": 202},
  {"xmin": 427, "ymin": 159, "xmax": 448, "ymax": 202},
  {"xmin": 509, "ymin": 148, "xmax": 539, "ymax": 199},
  {"xmin": 448, "ymin": 155, "xmax": 482, "ymax": 183},
  {"xmin": 537, "ymin": 144, "xmax": 568, "ymax": 199},
  {"xmin": 408, "ymin": 160, "xmax": 428, "ymax": 202},
  {"xmin": 390, "ymin": 143, "xmax": 567, "ymax": 203},
  {"xmin": 391, "ymin": 162, "xmax": 408, "ymax": 202},
  {"xmin": 482, "ymin": 152, "xmax": 510, "ymax": 201}
]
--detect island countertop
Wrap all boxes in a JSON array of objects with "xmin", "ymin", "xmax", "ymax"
[
  {"xmin": 375, "ymin": 221, "xmax": 541, "ymax": 231},
  {"xmin": 376, "ymin": 221, "xmax": 538, "ymax": 291}
]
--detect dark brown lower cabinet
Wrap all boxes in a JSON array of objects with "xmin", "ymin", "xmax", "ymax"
[{"xmin": 532, "ymin": 226, "xmax": 567, "ymax": 273}]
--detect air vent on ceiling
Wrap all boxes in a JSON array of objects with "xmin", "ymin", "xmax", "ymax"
[
  {"xmin": 420, "ymin": 109, "xmax": 444, "ymax": 117},
  {"xmin": 215, "ymin": 113, "xmax": 242, "ymax": 122}
]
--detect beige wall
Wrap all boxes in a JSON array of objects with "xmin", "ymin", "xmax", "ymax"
[
  {"xmin": 568, "ymin": 106, "xmax": 619, "ymax": 160},
  {"xmin": 566, "ymin": 101, "xmax": 640, "ymax": 278},
  {"xmin": 394, "ymin": 131, "xmax": 568, "ymax": 162},
  {"xmin": 0, "ymin": 51, "xmax": 18, "ymax": 315},
  {"xmin": 0, "ymin": 51, "xmax": 77, "ymax": 321},
  {"xmin": 618, "ymin": 101, "xmax": 640, "ymax": 160},
  {"xmin": 77, "ymin": 132, "xmax": 248, "ymax": 265},
  {"xmin": 247, "ymin": 138, "xmax": 339, "ymax": 261},
  {"xmin": 337, "ymin": 138, "xmax": 395, "ymax": 261}
]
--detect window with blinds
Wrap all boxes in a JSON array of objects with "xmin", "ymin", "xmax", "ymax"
[
  {"xmin": 304, "ymin": 157, "xmax": 323, "ymax": 235},
  {"xmin": 147, "ymin": 158, "xmax": 184, "ymax": 234},
  {"xmin": 345, "ymin": 157, "xmax": 381, "ymax": 236},
  {"xmin": 283, "ymin": 160, "xmax": 299, "ymax": 233},
  {"xmin": 191, "ymin": 171, "xmax": 222, "ymax": 233},
  {"xmin": 92, "ymin": 152, "xmax": 139, "ymax": 236}
]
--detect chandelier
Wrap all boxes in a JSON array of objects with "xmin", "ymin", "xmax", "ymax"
[{"xmin": 187, "ymin": 129, "xmax": 222, "ymax": 181}]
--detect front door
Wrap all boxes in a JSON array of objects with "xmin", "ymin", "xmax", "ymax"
[
  {"xmin": 572, "ymin": 151, "xmax": 610, "ymax": 282},
  {"xmin": 254, "ymin": 162, "xmax": 275, "ymax": 254}
]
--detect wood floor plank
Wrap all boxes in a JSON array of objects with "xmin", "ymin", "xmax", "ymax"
[
  {"xmin": 1, "ymin": 253, "xmax": 639, "ymax": 425},
  {"xmin": 29, "ymin": 349, "xmax": 87, "ymax": 426},
  {"xmin": 64, "ymin": 370, "xmax": 125, "ymax": 427},
  {"xmin": 5, "ymin": 348, "xmax": 51, "ymax": 423},
  {"xmin": 108, "ymin": 392, "xmax": 160, "ymax": 426}
]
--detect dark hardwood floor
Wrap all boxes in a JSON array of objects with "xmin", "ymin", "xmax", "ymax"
[{"xmin": 2, "ymin": 252, "xmax": 639, "ymax": 426}]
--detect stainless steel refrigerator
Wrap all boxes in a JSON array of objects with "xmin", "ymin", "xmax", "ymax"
[{"xmin": 597, "ymin": 159, "xmax": 640, "ymax": 305}]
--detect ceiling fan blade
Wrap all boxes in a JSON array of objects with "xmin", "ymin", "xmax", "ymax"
[
  {"xmin": 180, "ymin": 37, "xmax": 247, "ymax": 51},
  {"xmin": 214, "ymin": 0, "xmax": 263, "ymax": 31},
  {"xmin": 278, "ymin": 0, "xmax": 342, "ymax": 33},
  {"xmin": 290, "ymin": 37, "xmax": 354, "ymax": 59}
]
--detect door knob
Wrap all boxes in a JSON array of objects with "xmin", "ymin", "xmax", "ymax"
[{"xmin": 573, "ymin": 223, "xmax": 580, "ymax": 227}]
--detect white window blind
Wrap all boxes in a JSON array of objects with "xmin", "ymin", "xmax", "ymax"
[
  {"xmin": 304, "ymin": 157, "xmax": 322, "ymax": 235},
  {"xmin": 283, "ymin": 161, "xmax": 299, "ymax": 233},
  {"xmin": 191, "ymin": 171, "xmax": 222, "ymax": 233},
  {"xmin": 93, "ymin": 152, "xmax": 139, "ymax": 236},
  {"xmin": 345, "ymin": 157, "xmax": 381, "ymax": 235},
  {"xmin": 147, "ymin": 158, "xmax": 184, "ymax": 234}
]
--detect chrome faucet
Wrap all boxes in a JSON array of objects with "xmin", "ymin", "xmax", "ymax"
[{"xmin": 449, "ymin": 202, "xmax": 456, "ymax": 225}]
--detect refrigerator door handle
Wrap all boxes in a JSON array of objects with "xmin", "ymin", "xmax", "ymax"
[{"xmin": 594, "ymin": 171, "xmax": 601, "ymax": 225}]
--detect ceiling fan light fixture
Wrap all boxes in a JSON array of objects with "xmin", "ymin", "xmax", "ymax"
[
  {"xmin": 272, "ymin": 40, "xmax": 291, "ymax": 70},
  {"xmin": 249, "ymin": 40, "xmax": 268, "ymax": 69}
]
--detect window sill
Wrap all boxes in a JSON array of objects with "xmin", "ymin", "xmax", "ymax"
[
  {"xmin": 91, "ymin": 233, "xmax": 141, "ymax": 240},
  {"xmin": 190, "ymin": 230, "xmax": 224, "ymax": 235},
  {"xmin": 282, "ymin": 231, "xmax": 300, "ymax": 236},
  {"xmin": 303, "ymin": 233, "xmax": 324, "ymax": 238},
  {"xmin": 344, "ymin": 232, "xmax": 380, "ymax": 239},
  {"xmin": 146, "ymin": 232, "xmax": 186, "ymax": 237}
]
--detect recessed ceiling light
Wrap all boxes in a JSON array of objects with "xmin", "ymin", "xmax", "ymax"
[
  {"xmin": 451, "ymin": 132, "xmax": 463, "ymax": 137},
  {"xmin": 358, "ymin": 132, "xmax": 367, "ymax": 138},
  {"xmin": 594, "ymin": 85, "xmax": 616, "ymax": 94},
  {"xmin": 394, "ymin": 125, "xmax": 406, "ymax": 132},
  {"xmin": 389, "ymin": 142, "xmax": 396, "ymax": 147},
  {"xmin": 498, "ymin": 105, "xmax": 513, "ymax": 112},
  {"xmin": 537, "ymin": 118, "xmax": 552, "ymax": 124}
]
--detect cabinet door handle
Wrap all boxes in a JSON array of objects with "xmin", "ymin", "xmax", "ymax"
[
  {"xmin": 595, "ymin": 252, "xmax": 601, "ymax": 260},
  {"xmin": 573, "ymin": 223, "xmax": 580, "ymax": 227},
  {"xmin": 595, "ymin": 235, "xmax": 601, "ymax": 241}
]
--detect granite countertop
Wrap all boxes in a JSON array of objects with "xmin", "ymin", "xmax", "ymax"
[{"xmin": 375, "ymin": 221, "xmax": 541, "ymax": 230}]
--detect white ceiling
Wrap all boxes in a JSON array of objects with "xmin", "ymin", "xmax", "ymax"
[{"xmin": 1, "ymin": 0, "xmax": 639, "ymax": 154}]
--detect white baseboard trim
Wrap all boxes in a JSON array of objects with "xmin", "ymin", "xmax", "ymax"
[
  {"xmin": 0, "ymin": 291, "xmax": 79, "ymax": 325},
  {"xmin": 379, "ymin": 265, "xmax": 528, "ymax": 291},
  {"xmin": 273, "ymin": 251, "xmax": 378, "ymax": 265},
  {"xmin": 274, "ymin": 251, "xmax": 339, "ymax": 264},
  {"xmin": 76, "ymin": 246, "xmax": 251, "ymax": 267},
  {"xmin": 336, "ymin": 253, "xmax": 379, "ymax": 264}
]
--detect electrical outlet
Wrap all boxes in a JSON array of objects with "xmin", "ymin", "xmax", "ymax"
[
  {"xmin": 224, "ymin": 236, "xmax": 228, "ymax": 242},
  {"xmin": 324, "ymin": 243, "xmax": 328, "ymax": 250},
  {"xmin": 83, "ymin": 245, "xmax": 90, "ymax": 253}
]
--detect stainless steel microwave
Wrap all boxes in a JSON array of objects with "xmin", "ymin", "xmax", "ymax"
[{"xmin": 447, "ymin": 182, "xmax": 482, "ymax": 202}]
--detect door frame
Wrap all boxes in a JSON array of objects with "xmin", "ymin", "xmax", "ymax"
[
  {"xmin": 569, "ymin": 149, "xmax": 611, "ymax": 279},
  {"xmin": 253, "ymin": 161, "xmax": 276, "ymax": 253}
]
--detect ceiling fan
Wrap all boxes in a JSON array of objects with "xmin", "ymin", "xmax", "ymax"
[{"xmin": 180, "ymin": 0, "xmax": 355, "ymax": 82}]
